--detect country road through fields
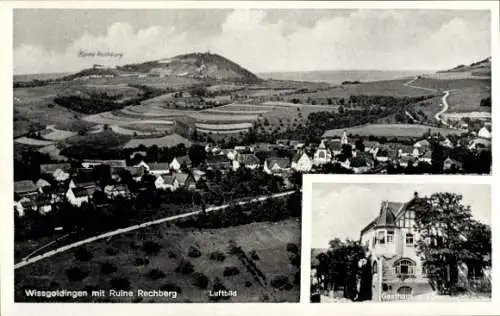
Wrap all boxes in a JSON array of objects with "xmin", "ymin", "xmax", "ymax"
[
  {"xmin": 14, "ymin": 190, "xmax": 296, "ymax": 270},
  {"xmin": 435, "ymin": 90, "xmax": 451, "ymax": 127},
  {"xmin": 404, "ymin": 78, "xmax": 451, "ymax": 127}
]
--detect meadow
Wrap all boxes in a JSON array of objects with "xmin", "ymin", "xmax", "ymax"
[
  {"xmin": 323, "ymin": 124, "xmax": 465, "ymax": 139},
  {"xmin": 15, "ymin": 219, "xmax": 300, "ymax": 303}
]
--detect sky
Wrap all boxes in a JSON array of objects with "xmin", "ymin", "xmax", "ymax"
[
  {"xmin": 311, "ymin": 183, "xmax": 491, "ymax": 249},
  {"xmin": 13, "ymin": 9, "xmax": 491, "ymax": 75}
]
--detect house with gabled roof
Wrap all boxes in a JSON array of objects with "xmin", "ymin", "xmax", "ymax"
[
  {"xmin": 66, "ymin": 186, "xmax": 97, "ymax": 207},
  {"xmin": 35, "ymin": 179, "xmax": 51, "ymax": 192},
  {"xmin": 291, "ymin": 151, "xmax": 313, "ymax": 172},
  {"xmin": 360, "ymin": 193, "xmax": 432, "ymax": 301},
  {"xmin": 263, "ymin": 157, "xmax": 290, "ymax": 175},
  {"xmin": 148, "ymin": 162, "xmax": 171, "ymax": 175},
  {"xmin": 104, "ymin": 184, "xmax": 130, "ymax": 198},
  {"xmin": 124, "ymin": 166, "xmax": 146, "ymax": 182},
  {"xmin": 478, "ymin": 126, "xmax": 491, "ymax": 139},
  {"xmin": 69, "ymin": 169, "xmax": 96, "ymax": 189},
  {"xmin": 233, "ymin": 153, "xmax": 261, "ymax": 171},
  {"xmin": 169, "ymin": 155, "xmax": 192, "ymax": 171},
  {"xmin": 155, "ymin": 174, "xmax": 179, "ymax": 191},
  {"xmin": 14, "ymin": 180, "xmax": 38, "ymax": 198},
  {"xmin": 205, "ymin": 155, "xmax": 232, "ymax": 171}
]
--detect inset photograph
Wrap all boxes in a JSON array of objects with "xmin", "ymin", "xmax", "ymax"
[{"xmin": 310, "ymin": 181, "xmax": 491, "ymax": 303}]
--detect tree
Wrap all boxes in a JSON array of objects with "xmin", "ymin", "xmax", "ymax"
[
  {"xmin": 355, "ymin": 139, "xmax": 365, "ymax": 152},
  {"xmin": 317, "ymin": 238, "xmax": 366, "ymax": 300},
  {"xmin": 414, "ymin": 192, "xmax": 490, "ymax": 294}
]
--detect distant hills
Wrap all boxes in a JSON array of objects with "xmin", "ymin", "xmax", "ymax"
[
  {"xmin": 117, "ymin": 52, "xmax": 261, "ymax": 83},
  {"xmin": 438, "ymin": 57, "xmax": 491, "ymax": 76},
  {"xmin": 15, "ymin": 52, "xmax": 262, "ymax": 86}
]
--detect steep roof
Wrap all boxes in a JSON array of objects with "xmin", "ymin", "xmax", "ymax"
[
  {"xmin": 291, "ymin": 152, "xmax": 310, "ymax": 163},
  {"xmin": 360, "ymin": 200, "xmax": 411, "ymax": 235},
  {"xmin": 125, "ymin": 166, "xmax": 145, "ymax": 177},
  {"xmin": 238, "ymin": 153, "xmax": 260, "ymax": 165},
  {"xmin": 266, "ymin": 157, "xmax": 290, "ymax": 169},
  {"xmin": 14, "ymin": 180, "xmax": 37, "ymax": 194},
  {"xmin": 160, "ymin": 174, "xmax": 177, "ymax": 184},
  {"xmin": 175, "ymin": 172, "xmax": 190, "ymax": 185},
  {"xmin": 149, "ymin": 162, "xmax": 171, "ymax": 171},
  {"xmin": 173, "ymin": 155, "xmax": 192, "ymax": 165},
  {"xmin": 72, "ymin": 186, "xmax": 96, "ymax": 198}
]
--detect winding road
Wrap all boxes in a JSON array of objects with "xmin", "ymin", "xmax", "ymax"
[
  {"xmin": 404, "ymin": 77, "xmax": 451, "ymax": 127},
  {"xmin": 14, "ymin": 190, "xmax": 296, "ymax": 270}
]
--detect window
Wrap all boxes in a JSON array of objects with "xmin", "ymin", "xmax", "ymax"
[
  {"xmin": 397, "ymin": 286, "xmax": 413, "ymax": 296},
  {"xmin": 405, "ymin": 233, "xmax": 414, "ymax": 247},
  {"xmin": 318, "ymin": 151, "xmax": 325, "ymax": 159},
  {"xmin": 394, "ymin": 259, "xmax": 416, "ymax": 276},
  {"xmin": 382, "ymin": 283, "xmax": 388, "ymax": 291},
  {"xmin": 403, "ymin": 211, "xmax": 416, "ymax": 229},
  {"xmin": 377, "ymin": 231, "xmax": 385, "ymax": 244},
  {"xmin": 372, "ymin": 261, "xmax": 378, "ymax": 274},
  {"xmin": 387, "ymin": 230, "xmax": 394, "ymax": 243}
]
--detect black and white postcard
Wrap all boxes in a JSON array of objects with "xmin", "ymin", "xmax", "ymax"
[
  {"xmin": 1, "ymin": 1, "xmax": 498, "ymax": 315},
  {"xmin": 309, "ymin": 179, "xmax": 491, "ymax": 303}
]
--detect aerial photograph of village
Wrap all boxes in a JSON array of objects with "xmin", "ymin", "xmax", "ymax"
[
  {"xmin": 310, "ymin": 182, "xmax": 491, "ymax": 303},
  {"xmin": 13, "ymin": 8, "xmax": 491, "ymax": 302}
]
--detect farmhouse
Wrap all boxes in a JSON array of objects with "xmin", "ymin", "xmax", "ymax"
[
  {"xmin": 360, "ymin": 193, "xmax": 432, "ymax": 300},
  {"xmin": 263, "ymin": 157, "xmax": 290, "ymax": 175},
  {"xmin": 40, "ymin": 163, "xmax": 71, "ymax": 182},
  {"xmin": 205, "ymin": 155, "xmax": 232, "ymax": 171},
  {"xmin": 155, "ymin": 174, "xmax": 179, "ymax": 191},
  {"xmin": 291, "ymin": 152, "xmax": 313, "ymax": 172},
  {"xmin": 14, "ymin": 180, "xmax": 38, "ymax": 198},
  {"xmin": 176, "ymin": 172, "xmax": 197, "ymax": 190},
  {"xmin": 66, "ymin": 186, "xmax": 97, "ymax": 207},
  {"xmin": 169, "ymin": 156, "xmax": 192, "ymax": 171},
  {"xmin": 478, "ymin": 126, "xmax": 491, "ymax": 139},
  {"xmin": 35, "ymin": 179, "xmax": 51, "ymax": 192},
  {"xmin": 148, "ymin": 162, "xmax": 171, "ymax": 176},
  {"xmin": 135, "ymin": 160, "xmax": 151, "ymax": 170},
  {"xmin": 69, "ymin": 169, "xmax": 96, "ymax": 189},
  {"xmin": 104, "ymin": 184, "xmax": 130, "ymax": 198},
  {"xmin": 125, "ymin": 166, "xmax": 146, "ymax": 181},
  {"xmin": 219, "ymin": 149, "xmax": 238, "ymax": 161},
  {"xmin": 234, "ymin": 154, "xmax": 261, "ymax": 170}
]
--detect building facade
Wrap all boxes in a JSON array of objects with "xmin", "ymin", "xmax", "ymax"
[{"xmin": 360, "ymin": 194, "xmax": 432, "ymax": 301}]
